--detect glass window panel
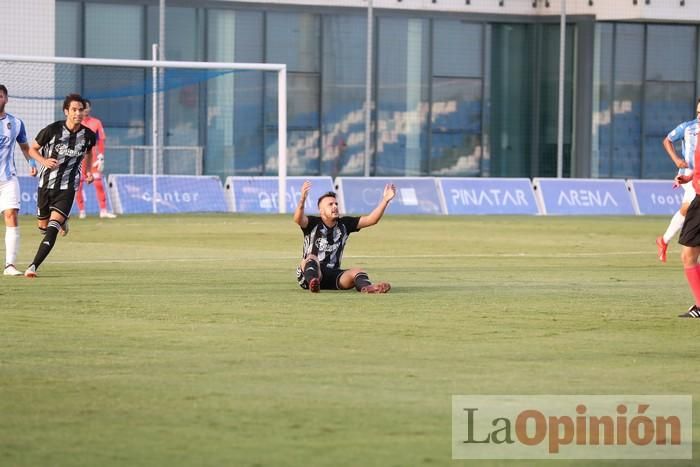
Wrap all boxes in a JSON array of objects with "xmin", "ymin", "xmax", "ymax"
[
  {"xmin": 321, "ymin": 15, "xmax": 367, "ymax": 177},
  {"xmin": 232, "ymin": 71, "xmax": 265, "ymax": 174},
  {"xmin": 264, "ymin": 130, "xmax": 320, "ymax": 176},
  {"xmin": 611, "ymin": 83, "xmax": 642, "ymax": 178},
  {"xmin": 288, "ymin": 130, "xmax": 321, "ymax": 176},
  {"xmin": 164, "ymin": 7, "xmax": 201, "ymax": 61},
  {"xmin": 646, "ymin": 25, "xmax": 696, "ymax": 82},
  {"xmin": 266, "ymin": 73, "xmax": 320, "ymax": 174},
  {"xmin": 145, "ymin": 7, "xmax": 202, "ymax": 152},
  {"xmin": 206, "ymin": 10, "xmax": 264, "ymax": 176},
  {"xmin": 642, "ymin": 81, "xmax": 696, "ymax": 178},
  {"xmin": 166, "ymin": 9, "xmax": 200, "ymax": 147},
  {"xmin": 376, "ymin": 17, "xmax": 430, "ymax": 176},
  {"xmin": 537, "ymin": 25, "xmax": 575, "ymax": 177},
  {"xmin": 266, "ymin": 73, "xmax": 319, "ymax": 129},
  {"xmin": 431, "ymin": 78, "xmax": 482, "ymax": 133},
  {"xmin": 430, "ymin": 77, "xmax": 482, "ymax": 176},
  {"xmin": 614, "ymin": 24, "xmax": 644, "ymax": 83},
  {"xmin": 82, "ymin": 67, "xmax": 146, "ymax": 147},
  {"xmin": 56, "ymin": 2, "xmax": 82, "ymax": 117},
  {"xmin": 433, "ymin": 21, "xmax": 483, "ymax": 78},
  {"xmin": 610, "ymin": 24, "xmax": 644, "ymax": 178},
  {"xmin": 56, "ymin": 1, "xmax": 81, "ymax": 57},
  {"xmin": 430, "ymin": 133, "xmax": 481, "ymax": 176},
  {"xmin": 593, "ymin": 23, "xmax": 613, "ymax": 177},
  {"xmin": 267, "ymin": 13, "xmax": 320, "ymax": 73},
  {"xmin": 85, "ymin": 4, "xmax": 143, "ymax": 59},
  {"xmin": 264, "ymin": 12, "xmax": 320, "ymax": 175},
  {"xmin": 233, "ymin": 13, "xmax": 265, "ymax": 174},
  {"xmin": 489, "ymin": 23, "xmax": 535, "ymax": 178},
  {"xmin": 206, "ymin": 9, "xmax": 236, "ymax": 177}
]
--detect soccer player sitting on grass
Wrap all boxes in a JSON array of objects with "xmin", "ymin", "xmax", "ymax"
[{"xmin": 294, "ymin": 180, "xmax": 395, "ymax": 294}]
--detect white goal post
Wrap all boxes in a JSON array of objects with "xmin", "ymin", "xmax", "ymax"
[{"xmin": 0, "ymin": 52, "xmax": 289, "ymax": 214}]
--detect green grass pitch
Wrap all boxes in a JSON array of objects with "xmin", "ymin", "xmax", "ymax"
[{"xmin": 1, "ymin": 214, "xmax": 698, "ymax": 466}]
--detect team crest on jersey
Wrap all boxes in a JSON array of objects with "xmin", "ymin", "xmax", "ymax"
[{"xmin": 6, "ymin": 122, "xmax": 10, "ymax": 130}]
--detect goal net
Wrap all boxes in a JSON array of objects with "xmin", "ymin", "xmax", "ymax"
[{"xmin": 0, "ymin": 53, "xmax": 289, "ymax": 214}]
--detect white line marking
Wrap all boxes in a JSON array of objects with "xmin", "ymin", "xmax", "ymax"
[{"xmin": 39, "ymin": 251, "xmax": 651, "ymax": 265}]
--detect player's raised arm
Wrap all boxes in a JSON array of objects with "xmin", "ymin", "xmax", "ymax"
[
  {"xmin": 294, "ymin": 180, "xmax": 312, "ymax": 228},
  {"xmin": 358, "ymin": 183, "xmax": 396, "ymax": 229}
]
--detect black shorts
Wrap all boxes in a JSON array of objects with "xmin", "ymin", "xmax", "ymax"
[
  {"xmin": 296, "ymin": 265, "xmax": 346, "ymax": 290},
  {"xmin": 679, "ymin": 196, "xmax": 700, "ymax": 247},
  {"xmin": 36, "ymin": 188, "xmax": 76, "ymax": 220}
]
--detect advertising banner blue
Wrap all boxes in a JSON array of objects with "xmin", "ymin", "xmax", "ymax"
[
  {"xmin": 225, "ymin": 176, "xmax": 335, "ymax": 214},
  {"xmin": 627, "ymin": 179, "xmax": 685, "ymax": 215},
  {"xmin": 533, "ymin": 178, "xmax": 636, "ymax": 215},
  {"xmin": 110, "ymin": 175, "xmax": 227, "ymax": 214},
  {"xmin": 438, "ymin": 178, "xmax": 539, "ymax": 215},
  {"xmin": 337, "ymin": 177, "xmax": 443, "ymax": 215}
]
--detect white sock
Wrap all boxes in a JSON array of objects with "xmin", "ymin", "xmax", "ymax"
[
  {"xmin": 5, "ymin": 226, "xmax": 19, "ymax": 266},
  {"xmin": 663, "ymin": 211, "xmax": 685, "ymax": 244}
]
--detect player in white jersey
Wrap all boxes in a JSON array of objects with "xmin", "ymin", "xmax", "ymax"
[
  {"xmin": 0, "ymin": 85, "xmax": 37, "ymax": 276},
  {"xmin": 656, "ymin": 99, "xmax": 700, "ymax": 263}
]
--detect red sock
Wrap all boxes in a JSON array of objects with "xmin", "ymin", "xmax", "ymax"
[
  {"xmin": 75, "ymin": 179, "xmax": 85, "ymax": 211},
  {"xmin": 683, "ymin": 265, "xmax": 700, "ymax": 306},
  {"xmin": 94, "ymin": 178, "xmax": 107, "ymax": 210}
]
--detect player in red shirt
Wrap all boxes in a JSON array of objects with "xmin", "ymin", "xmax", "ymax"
[{"xmin": 76, "ymin": 99, "xmax": 116, "ymax": 219}]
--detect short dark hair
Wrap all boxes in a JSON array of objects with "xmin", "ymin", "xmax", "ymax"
[
  {"xmin": 317, "ymin": 191, "xmax": 337, "ymax": 207},
  {"xmin": 63, "ymin": 93, "xmax": 84, "ymax": 111},
  {"xmin": 84, "ymin": 98, "xmax": 92, "ymax": 107},
  {"xmin": 0, "ymin": 84, "xmax": 7, "ymax": 96}
]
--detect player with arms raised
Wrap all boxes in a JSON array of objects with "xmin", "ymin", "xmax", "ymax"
[{"xmin": 294, "ymin": 180, "xmax": 395, "ymax": 294}]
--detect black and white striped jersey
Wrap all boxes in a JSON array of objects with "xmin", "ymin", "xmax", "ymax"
[
  {"xmin": 34, "ymin": 121, "xmax": 96, "ymax": 190},
  {"xmin": 300, "ymin": 216, "xmax": 361, "ymax": 270}
]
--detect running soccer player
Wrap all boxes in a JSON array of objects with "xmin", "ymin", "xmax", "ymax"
[
  {"xmin": 0, "ymin": 84, "xmax": 37, "ymax": 276},
  {"xmin": 24, "ymin": 94, "xmax": 96, "ymax": 278},
  {"xmin": 76, "ymin": 99, "xmax": 116, "ymax": 219},
  {"xmin": 294, "ymin": 180, "xmax": 395, "ymax": 294},
  {"xmin": 656, "ymin": 99, "xmax": 700, "ymax": 262},
  {"xmin": 671, "ymin": 99, "xmax": 700, "ymax": 317}
]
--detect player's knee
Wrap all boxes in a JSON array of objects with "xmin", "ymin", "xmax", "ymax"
[
  {"xmin": 349, "ymin": 268, "xmax": 368, "ymax": 281},
  {"xmin": 3, "ymin": 209, "xmax": 18, "ymax": 225},
  {"xmin": 680, "ymin": 204, "xmax": 689, "ymax": 216},
  {"xmin": 681, "ymin": 248, "xmax": 698, "ymax": 266}
]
